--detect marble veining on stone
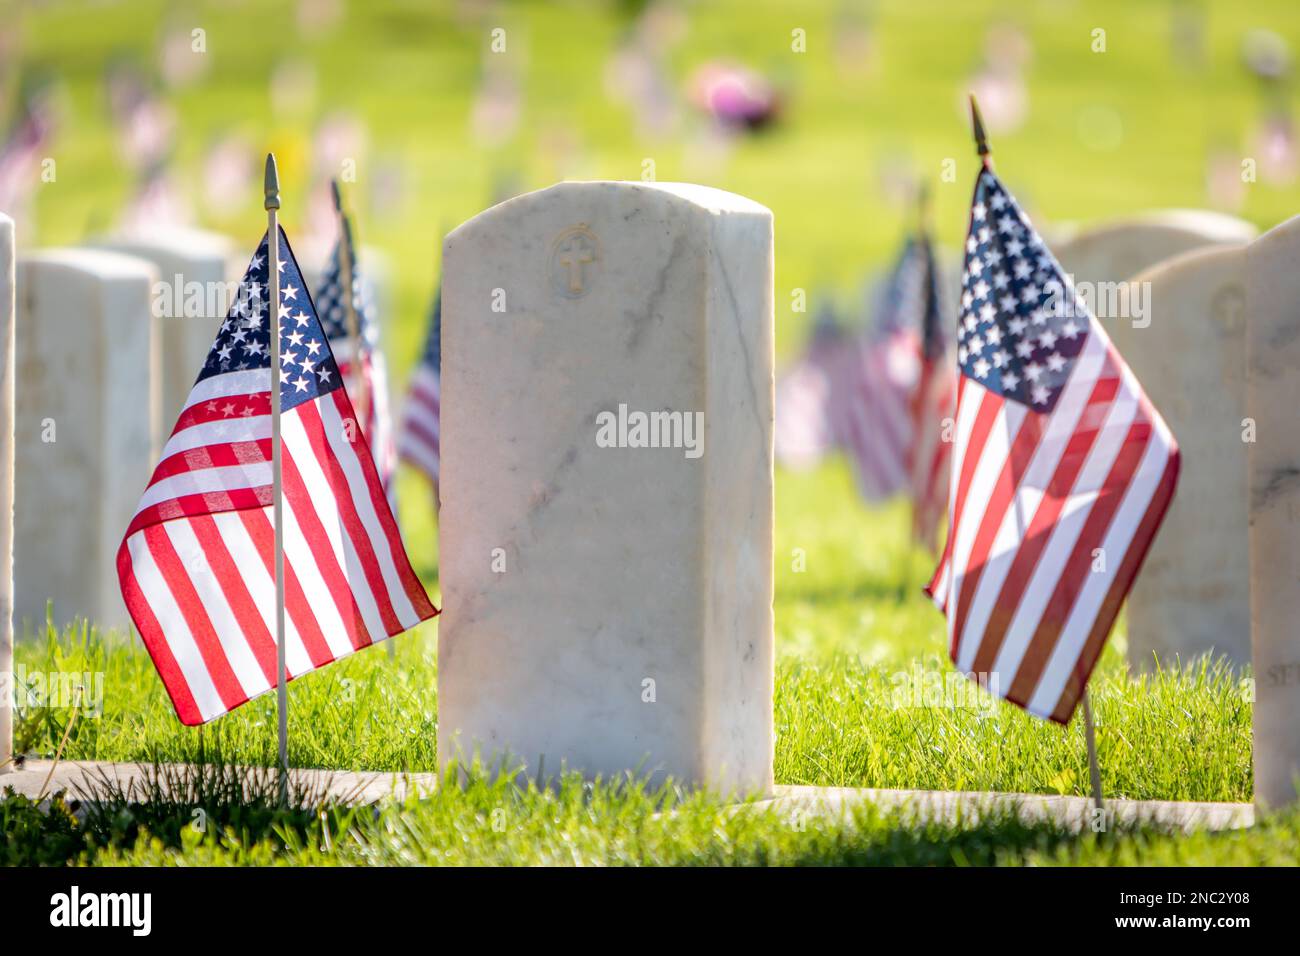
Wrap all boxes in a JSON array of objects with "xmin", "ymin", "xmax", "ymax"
[{"xmin": 438, "ymin": 181, "xmax": 774, "ymax": 793}]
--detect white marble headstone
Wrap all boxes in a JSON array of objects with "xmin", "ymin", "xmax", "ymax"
[
  {"xmin": 0, "ymin": 216, "xmax": 13, "ymax": 773},
  {"xmin": 438, "ymin": 181, "xmax": 774, "ymax": 793},
  {"xmin": 1244, "ymin": 214, "xmax": 1300, "ymax": 808},
  {"xmin": 15, "ymin": 249, "xmax": 158, "ymax": 634},
  {"xmin": 1052, "ymin": 210, "xmax": 1257, "ymax": 290},
  {"xmin": 92, "ymin": 227, "xmax": 235, "ymax": 439},
  {"xmin": 1117, "ymin": 244, "xmax": 1251, "ymax": 671}
]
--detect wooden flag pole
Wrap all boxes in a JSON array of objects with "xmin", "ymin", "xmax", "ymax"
[
  {"xmin": 916, "ymin": 180, "xmax": 931, "ymax": 238},
  {"xmin": 1082, "ymin": 690, "xmax": 1104, "ymax": 812},
  {"xmin": 265, "ymin": 153, "xmax": 289, "ymax": 807},
  {"xmin": 331, "ymin": 180, "xmax": 369, "ymax": 431},
  {"xmin": 969, "ymin": 93, "xmax": 992, "ymax": 169}
]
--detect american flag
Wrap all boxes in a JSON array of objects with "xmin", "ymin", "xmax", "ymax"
[
  {"xmin": 927, "ymin": 168, "xmax": 1179, "ymax": 723},
  {"xmin": 398, "ymin": 288, "xmax": 442, "ymax": 492},
  {"xmin": 117, "ymin": 229, "xmax": 437, "ymax": 725},
  {"xmin": 908, "ymin": 232, "xmax": 956, "ymax": 549},
  {"xmin": 314, "ymin": 234, "xmax": 398, "ymax": 504},
  {"xmin": 836, "ymin": 244, "xmax": 925, "ymax": 502},
  {"xmin": 774, "ymin": 306, "xmax": 845, "ymax": 471}
]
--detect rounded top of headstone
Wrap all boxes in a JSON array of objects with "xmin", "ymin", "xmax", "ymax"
[
  {"xmin": 448, "ymin": 180, "xmax": 771, "ymax": 245},
  {"xmin": 1128, "ymin": 238, "xmax": 1246, "ymax": 287},
  {"xmin": 18, "ymin": 247, "xmax": 159, "ymax": 281},
  {"xmin": 1250, "ymin": 210, "xmax": 1300, "ymax": 249},
  {"xmin": 1066, "ymin": 209, "xmax": 1257, "ymax": 246},
  {"xmin": 95, "ymin": 225, "xmax": 234, "ymax": 261}
]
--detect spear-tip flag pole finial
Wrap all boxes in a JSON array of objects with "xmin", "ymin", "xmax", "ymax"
[
  {"xmin": 331, "ymin": 177, "xmax": 354, "ymax": 246},
  {"xmin": 969, "ymin": 93, "xmax": 991, "ymax": 166},
  {"xmin": 264, "ymin": 152, "xmax": 281, "ymax": 211}
]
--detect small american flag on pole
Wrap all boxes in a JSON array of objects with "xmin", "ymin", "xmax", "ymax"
[
  {"xmin": 775, "ymin": 306, "xmax": 844, "ymax": 472},
  {"xmin": 908, "ymin": 232, "xmax": 956, "ymax": 549},
  {"xmin": 398, "ymin": 288, "xmax": 442, "ymax": 490},
  {"xmin": 315, "ymin": 236, "xmax": 398, "ymax": 503},
  {"xmin": 117, "ymin": 228, "xmax": 437, "ymax": 725},
  {"xmin": 835, "ymin": 244, "xmax": 927, "ymax": 503},
  {"xmin": 927, "ymin": 168, "xmax": 1178, "ymax": 723}
]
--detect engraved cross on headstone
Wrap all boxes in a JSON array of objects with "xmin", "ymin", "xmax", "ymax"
[{"xmin": 557, "ymin": 233, "xmax": 595, "ymax": 294}]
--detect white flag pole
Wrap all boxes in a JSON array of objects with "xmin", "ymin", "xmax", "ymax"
[
  {"xmin": 329, "ymin": 180, "xmax": 390, "ymax": 659},
  {"xmin": 970, "ymin": 95, "xmax": 1105, "ymax": 817},
  {"xmin": 265, "ymin": 153, "xmax": 289, "ymax": 806}
]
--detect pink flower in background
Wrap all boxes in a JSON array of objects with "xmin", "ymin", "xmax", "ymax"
[
  {"xmin": 1255, "ymin": 112, "xmax": 1298, "ymax": 185},
  {"xmin": 688, "ymin": 62, "xmax": 780, "ymax": 132}
]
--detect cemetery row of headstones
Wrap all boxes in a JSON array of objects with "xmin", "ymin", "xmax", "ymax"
[{"xmin": 0, "ymin": 183, "xmax": 1296, "ymax": 809}]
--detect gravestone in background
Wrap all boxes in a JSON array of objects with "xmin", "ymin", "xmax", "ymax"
[
  {"xmin": 438, "ymin": 181, "xmax": 774, "ymax": 793},
  {"xmin": 1118, "ymin": 244, "xmax": 1251, "ymax": 671},
  {"xmin": 0, "ymin": 216, "xmax": 13, "ymax": 773},
  {"xmin": 15, "ymin": 249, "xmax": 158, "ymax": 634},
  {"xmin": 93, "ymin": 227, "xmax": 235, "ymax": 439},
  {"xmin": 1052, "ymin": 210, "xmax": 1257, "ymax": 290},
  {"xmin": 1244, "ymin": 215, "xmax": 1300, "ymax": 809}
]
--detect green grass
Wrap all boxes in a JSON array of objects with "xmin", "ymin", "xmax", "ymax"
[
  {"xmin": 13, "ymin": 460, "xmax": 1254, "ymax": 809},
  {"xmin": 4, "ymin": 765, "xmax": 1297, "ymax": 867}
]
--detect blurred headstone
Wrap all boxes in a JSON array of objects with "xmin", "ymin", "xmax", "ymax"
[
  {"xmin": 1120, "ymin": 244, "xmax": 1251, "ymax": 671},
  {"xmin": 14, "ymin": 250, "xmax": 158, "ymax": 633},
  {"xmin": 1052, "ymin": 210, "xmax": 1257, "ymax": 291},
  {"xmin": 1245, "ymin": 214, "xmax": 1300, "ymax": 809},
  {"xmin": 92, "ymin": 227, "xmax": 235, "ymax": 433},
  {"xmin": 438, "ymin": 182, "xmax": 774, "ymax": 792}
]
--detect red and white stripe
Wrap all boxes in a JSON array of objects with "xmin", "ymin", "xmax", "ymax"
[
  {"xmin": 399, "ymin": 363, "xmax": 441, "ymax": 487},
  {"xmin": 833, "ymin": 327, "xmax": 920, "ymax": 502},
  {"xmin": 336, "ymin": 339, "xmax": 398, "ymax": 507},
  {"xmin": 118, "ymin": 368, "xmax": 436, "ymax": 725},
  {"xmin": 775, "ymin": 350, "xmax": 838, "ymax": 471},
  {"xmin": 909, "ymin": 353, "xmax": 956, "ymax": 548},
  {"xmin": 927, "ymin": 321, "xmax": 1178, "ymax": 723}
]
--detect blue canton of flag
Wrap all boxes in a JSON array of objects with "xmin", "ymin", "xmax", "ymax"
[
  {"xmin": 420, "ymin": 288, "xmax": 441, "ymax": 370},
  {"xmin": 314, "ymin": 242, "xmax": 378, "ymax": 348},
  {"xmin": 398, "ymin": 288, "xmax": 443, "ymax": 488},
  {"xmin": 199, "ymin": 232, "xmax": 343, "ymax": 412},
  {"xmin": 957, "ymin": 172, "xmax": 1088, "ymax": 413}
]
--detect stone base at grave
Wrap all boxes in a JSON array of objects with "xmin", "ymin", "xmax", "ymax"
[{"xmin": 437, "ymin": 182, "xmax": 774, "ymax": 794}]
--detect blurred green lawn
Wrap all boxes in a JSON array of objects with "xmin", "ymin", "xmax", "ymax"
[{"xmin": 17, "ymin": 0, "xmax": 1300, "ymax": 367}]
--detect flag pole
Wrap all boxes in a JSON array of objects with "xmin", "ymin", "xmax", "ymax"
[
  {"xmin": 1082, "ymin": 690, "xmax": 1104, "ymax": 812},
  {"xmin": 969, "ymin": 93, "xmax": 992, "ymax": 169},
  {"xmin": 265, "ymin": 153, "xmax": 289, "ymax": 807},
  {"xmin": 968, "ymin": 95, "xmax": 1105, "ymax": 815}
]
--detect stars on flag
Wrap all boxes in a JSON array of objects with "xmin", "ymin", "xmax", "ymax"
[
  {"xmin": 957, "ymin": 171, "xmax": 1088, "ymax": 413},
  {"xmin": 199, "ymin": 233, "xmax": 342, "ymax": 411}
]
